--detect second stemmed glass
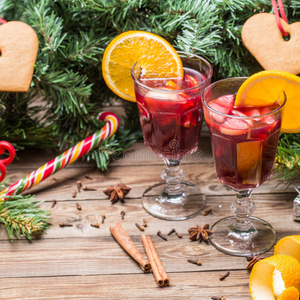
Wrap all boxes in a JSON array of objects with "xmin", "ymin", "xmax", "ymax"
[
  {"xmin": 203, "ymin": 78, "xmax": 286, "ymax": 256},
  {"xmin": 131, "ymin": 52, "xmax": 212, "ymax": 220}
]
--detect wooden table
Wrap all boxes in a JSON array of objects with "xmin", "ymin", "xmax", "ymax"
[{"xmin": 1, "ymin": 136, "xmax": 299, "ymax": 300}]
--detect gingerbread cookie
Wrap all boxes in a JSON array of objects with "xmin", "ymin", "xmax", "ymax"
[
  {"xmin": 0, "ymin": 21, "xmax": 38, "ymax": 92},
  {"xmin": 242, "ymin": 13, "xmax": 300, "ymax": 74}
]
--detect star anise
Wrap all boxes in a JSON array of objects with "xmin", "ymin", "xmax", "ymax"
[
  {"xmin": 103, "ymin": 184, "xmax": 131, "ymax": 204},
  {"xmin": 188, "ymin": 224, "xmax": 214, "ymax": 242}
]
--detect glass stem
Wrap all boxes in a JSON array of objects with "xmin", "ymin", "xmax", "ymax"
[
  {"xmin": 161, "ymin": 159, "xmax": 185, "ymax": 196},
  {"xmin": 230, "ymin": 189, "xmax": 255, "ymax": 232}
]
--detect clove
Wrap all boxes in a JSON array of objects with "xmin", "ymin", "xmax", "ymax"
[
  {"xmin": 167, "ymin": 228, "xmax": 182, "ymax": 238},
  {"xmin": 219, "ymin": 271, "xmax": 230, "ymax": 281},
  {"xmin": 51, "ymin": 200, "xmax": 57, "ymax": 208},
  {"xmin": 157, "ymin": 230, "xmax": 167, "ymax": 241},
  {"xmin": 211, "ymin": 297, "xmax": 226, "ymax": 300},
  {"xmin": 175, "ymin": 231, "xmax": 182, "ymax": 238},
  {"xmin": 76, "ymin": 203, "xmax": 82, "ymax": 210},
  {"xmin": 143, "ymin": 219, "xmax": 147, "ymax": 227},
  {"xmin": 135, "ymin": 223, "xmax": 144, "ymax": 231},
  {"xmin": 90, "ymin": 223, "xmax": 100, "ymax": 228},
  {"xmin": 246, "ymin": 255, "xmax": 261, "ymax": 269},
  {"xmin": 101, "ymin": 214, "xmax": 106, "ymax": 224},
  {"xmin": 187, "ymin": 259, "xmax": 202, "ymax": 265},
  {"xmin": 82, "ymin": 185, "xmax": 97, "ymax": 191},
  {"xmin": 167, "ymin": 228, "xmax": 176, "ymax": 236},
  {"xmin": 76, "ymin": 180, "xmax": 82, "ymax": 192},
  {"xmin": 202, "ymin": 208, "xmax": 213, "ymax": 216},
  {"xmin": 72, "ymin": 191, "xmax": 77, "ymax": 198},
  {"xmin": 59, "ymin": 223, "xmax": 73, "ymax": 227},
  {"xmin": 120, "ymin": 211, "xmax": 126, "ymax": 220},
  {"xmin": 85, "ymin": 175, "xmax": 93, "ymax": 180}
]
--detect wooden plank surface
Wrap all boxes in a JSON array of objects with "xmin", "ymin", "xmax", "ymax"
[{"xmin": 0, "ymin": 137, "xmax": 299, "ymax": 300}]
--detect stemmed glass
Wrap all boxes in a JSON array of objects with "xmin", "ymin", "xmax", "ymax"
[
  {"xmin": 203, "ymin": 77, "xmax": 286, "ymax": 256},
  {"xmin": 131, "ymin": 52, "xmax": 212, "ymax": 220}
]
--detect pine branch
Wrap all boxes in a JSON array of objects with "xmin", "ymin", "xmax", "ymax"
[
  {"xmin": 275, "ymin": 134, "xmax": 300, "ymax": 181},
  {"xmin": 0, "ymin": 190, "xmax": 51, "ymax": 242},
  {"xmin": 92, "ymin": 129, "xmax": 140, "ymax": 171}
]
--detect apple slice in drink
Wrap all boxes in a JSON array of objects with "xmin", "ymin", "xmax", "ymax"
[
  {"xmin": 213, "ymin": 95, "xmax": 235, "ymax": 109},
  {"xmin": 231, "ymin": 110, "xmax": 253, "ymax": 126},
  {"xmin": 220, "ymin": 118, "xmax": 250, "ymax": 135}
]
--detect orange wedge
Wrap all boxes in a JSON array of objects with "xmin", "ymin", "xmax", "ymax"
[
  {"xmin": 235, "ymin": 70, "xmax": 300, "ymax": 133},
  {"xmin": 249, "ymin": 254, "xmax": 300, "ymax": 300},
  {"xmin": 102, "ymin": 31, "xmax": 183, "ymax": 102},
  {"xmin": 274, "ymin": 235, "xmax": 300, "ymax": 263}
]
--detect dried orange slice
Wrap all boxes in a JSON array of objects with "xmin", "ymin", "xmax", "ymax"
[
  {"xmin": 235, "ymin": 70, "xmax": 300, "ymax": 133},
  {"xmin": 249, "ymin": 254, "xmax": 300, "ymax": 300},
  {"xmin": 274, "ymin": 235, "xmax": 300, "ymax": 263},
  {"xmin": 102, "ymin": 31, "xmax": 183, "ymax": 102}
]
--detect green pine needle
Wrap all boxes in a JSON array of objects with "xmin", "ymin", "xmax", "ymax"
[
  {"xmin": 275, "ymin": 134, "xmax": 300, "ymax": 182},
  {"xmin": 0, "ymin": 181, "xmax": 51, "ymax": 242}
]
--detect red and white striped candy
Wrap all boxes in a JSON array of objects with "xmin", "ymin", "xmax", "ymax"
[{"xmin": 0, "ymin": 112, "xmax": 119, "ymax": 199}]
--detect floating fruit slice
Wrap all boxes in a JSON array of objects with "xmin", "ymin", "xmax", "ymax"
[
  {"xmin": 235, "ymin": 70, "xmax": 300, "ymax": 133},
  {"xmin": 249, "ymin": 255, "xmax": 300, "ymax": 300},
  {"xmin": 102, "ymin": 31, "xmax": 183, "ymax": 102},
  {"xmin": 213, "ymin": 94, "xmax": 235, "ymax": 109},
  {"xmin": 220, "ymin": 118, "xmax": 249, "ymax": 136},
  {"xmin": 208, "ymin": 101, "xmax": 230, "ymax": 124},
  {"xmin": 236, "ymin": 140, "xmax": 262, "ymax": 185},
  {"xmin": 274, "ymin": 235, "xmax": 300, "ymax": 263}
]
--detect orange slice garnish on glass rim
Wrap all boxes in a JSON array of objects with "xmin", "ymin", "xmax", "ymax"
[
  {"xmin": 102, "ymin": 31, "xmax": 183, "ymax": 102},
  {"xmin": 235, "ymin": 70, "xmax": 300, "ymax": 133}
]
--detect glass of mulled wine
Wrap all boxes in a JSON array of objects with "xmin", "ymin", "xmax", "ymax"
[
  {"xmin": 203, "ymin": 77, "xmax": 286, "ymax": 256},
  {"xmin": 131, "ymin": 52, "xmax": 212, "ymax": 220}
]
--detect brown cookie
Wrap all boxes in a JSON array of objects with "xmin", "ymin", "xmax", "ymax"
[
  {"xmin": 0, "ymin": 21, "xmax": 38, "ymax": 92},
  {"xmin": 242, "ymin": 13, "xmax": 300, "ymax": 74}
]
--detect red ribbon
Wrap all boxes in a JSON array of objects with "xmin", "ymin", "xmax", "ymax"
[
  {"xmin": 271, "ymin": 0, "xmax": 289, "ymax": 36},
  {"xmin": 0, "ymin": 141, "xmax": 15, "ymax": 182}
]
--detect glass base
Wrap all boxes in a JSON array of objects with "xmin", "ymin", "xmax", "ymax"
[
  {"xmin": 141, "ymin": 181, "xmax": 205, "ymax": 220},
  {"xmin": 210, "ymin": 216, "xmax": 276, "ymax": 256}
]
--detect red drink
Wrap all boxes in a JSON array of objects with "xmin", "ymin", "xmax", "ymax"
[
  {"xmin": 205, "ymin": 94, "xmax": 281, "ymax": 190},
  {"xmin": 135, "ymin": 68, "xmax": 206, "ymax": 160}
]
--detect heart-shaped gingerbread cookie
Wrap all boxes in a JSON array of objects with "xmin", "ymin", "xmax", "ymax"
[
  {"xmin": 0, "ymin": 21, "xmax": 38, "ymax": 92},
  {"xmin": 242, "ymin": 13, "xmax": 300, "ymax": 74}
]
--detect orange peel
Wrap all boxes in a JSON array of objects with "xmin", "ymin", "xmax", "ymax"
[
  {"xmin": 274, "ymin": 235, "xmax": 300, "ymax": 264},
  {"xmin": 249, "ymin": 254, "xmax": 300, "ymax": 300}
]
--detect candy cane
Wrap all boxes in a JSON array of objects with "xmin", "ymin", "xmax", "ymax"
[{"xmin": 0, "ymin": 112, "xmax": 119, "ymax": 200}]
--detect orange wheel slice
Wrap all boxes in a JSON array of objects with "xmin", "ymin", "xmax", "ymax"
[
  {"xmin": 235, "ymin": 70, "xmax": 300, "ymax": 133},
  {"xmin": 102, "ymin": 31, "xmax": 183, "ymax": 102}
]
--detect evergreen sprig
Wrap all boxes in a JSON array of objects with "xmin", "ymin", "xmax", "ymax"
[
  {"xmin": 92, "ymin": 129, "xmax": 141, "ymax": 171},
  {"xmin": 275, "ymin": 134, "xmax": 300, "ymax": 181},
  {"xmin": 0, "ymin": 192, "xmax": 51, "ymax": 242}
]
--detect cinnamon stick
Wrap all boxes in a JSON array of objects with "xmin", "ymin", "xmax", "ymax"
[
  {"xmin": 109, "ymin": 222, "xmax": 151, "ymax": 273},
  {"xmin": 141, "ymin": 235, "xmax": 169, "ymax": 287}
]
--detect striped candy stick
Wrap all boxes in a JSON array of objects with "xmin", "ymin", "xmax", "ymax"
[{"xmin": 0, "ymin": 112, "xmax": 119, "ymax": 200}]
